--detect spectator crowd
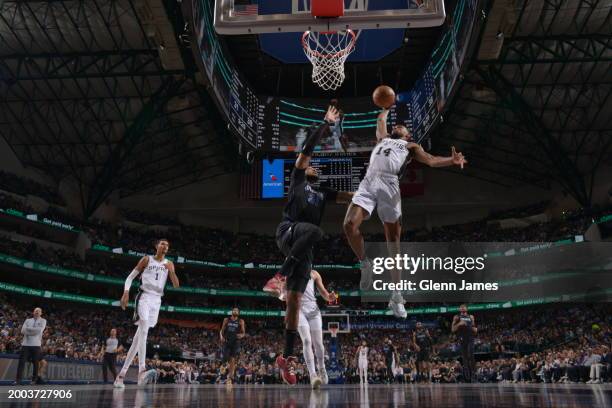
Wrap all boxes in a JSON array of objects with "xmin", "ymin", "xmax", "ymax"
[{"xmin": 1, "ymin": 292, "xmax": 610, "ymax": 384}]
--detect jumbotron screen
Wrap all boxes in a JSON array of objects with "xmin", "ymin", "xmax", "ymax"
[{"xmin": 261, "ymin": 155, "xmax": 369, "ymax": 199}]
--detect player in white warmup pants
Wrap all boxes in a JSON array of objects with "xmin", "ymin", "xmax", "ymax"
[
  {"xmin": 356, "ymin": 341, "xmax": 369, "ymax": 385},
  {"xmin": 113, "ymin": 239, "xmax": 179, "ymax": 388},
  {"xmin": 297, "ymin": 270, "xmax": 335, "ymax": 389}
]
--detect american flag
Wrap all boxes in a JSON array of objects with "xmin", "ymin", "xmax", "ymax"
[{"xmin": 233, "ymin": 3, "xmax": 259, "ymax": 16}]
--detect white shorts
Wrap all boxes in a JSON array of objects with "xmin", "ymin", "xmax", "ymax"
[
  {"xmin": 358, "ymin": 358, "xmax": 368, "ymax": 370},
  {"xmin": 136, "ymin": 292, "xmax": 162, "ymax": 328},
  {"xmin": 352, "ymin": 174, "xmax": 401, "ymax": 224},
  {"xmin": 298, "ymin": 303, "xmax": 322, "ymax": 331}
]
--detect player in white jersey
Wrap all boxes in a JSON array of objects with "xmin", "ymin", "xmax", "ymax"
[
  {"xmin": 356, "ymin": 340, "xmax": 369, "ymax": 385},
  {"xmin": 344, "ymin": 106, "xmax": 467, "ymax": 318},
  {"xmin": 298, "ymin": 270, "xmax": 335, "ymax": 389},
  {"xmin": 113, "ymin": 238, "xmax": 179, "ymax": 388}
]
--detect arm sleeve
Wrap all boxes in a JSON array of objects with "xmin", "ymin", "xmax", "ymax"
[
  {"xmin": 288, "ymin": 167, "xmax": 306, "ymax": 195},
  {"xmin": 124, "ymin": 268, "xmax": 141, "ymax": 291},
  {"xmin": 301, "ymin": 122, "xmax": 331, "ymax": 156}
]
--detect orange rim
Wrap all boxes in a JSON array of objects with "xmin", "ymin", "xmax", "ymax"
[{"xmin": 302, "ymin": 29, "xmax": 357, "ymax": 59}]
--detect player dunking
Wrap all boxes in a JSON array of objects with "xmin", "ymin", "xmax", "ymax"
[
  {"xmin": 263, "ymin": 105, "xmax": 353, "ymax": 385},
  {"xmin": 114, "ymin": 238, "xmax": 179, "ymax": 388},
  {"xmin": 343, "ymin": 106, "xmax": 467, "ymax": 318},
  {"xmin": 452, "ymin": 304, "xmax": 477, "ymax": 382},
  {"xmin": 298, "ymin": 270, "xmax": 335, "ymax": 388},
  {"xmin": 413, "ymin": 321, "xmax": 433, "ymax": 382},
  {"xmin": 220, "ymin": 307, "xmax": 245, "ymax": 386},
  {"xmin": 356, "ymin": 340, "xmax": 369, "ymax": 385}
]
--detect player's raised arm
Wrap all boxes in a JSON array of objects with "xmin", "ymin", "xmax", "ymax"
[
  {"xmin": 409, "ymin": 144, "xmax": 467, "ymax": 169},
  {"xmin": 120, "ymin": 256, "xmax": 148, "ymax": 310},
  {"xmin": 376, "ymin": 108, "xmax": 390, "ymax": 141},
  {"xmin": 295, "ymin": 105, "xmax": 340, "ymax": 170},
  {"xmin": 166, "ymin": 261, "xmax": 179, "ymax": 288}
]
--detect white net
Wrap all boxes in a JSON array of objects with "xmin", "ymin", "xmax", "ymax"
[{"xmin": 302, "ymin": 30, "xmax": 357, "ymax": 91}]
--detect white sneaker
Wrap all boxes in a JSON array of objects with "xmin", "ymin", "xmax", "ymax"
[
  {"xmin": 137, "ymin": 371, "xmax": 147, "ymax": 386},
  {"xmin": 587, "ymin": 379, "xmax": 595, "ymax": 384},
  {"xmin": 388, "ymin": 293, "xmax": 407, "ymax": 318},
  {"xmin": 311, "ymin": 376, "xmax": 322, "ymax": 389},
  {"xmin": 113, "ymin": 377, "xmax": 125, "ymax": 388},
  {"xmin": 359, "ymin": 259, "xmax": 373, "ymax": 290},
  {"xmin": 320, "ymin": 369, "xmax": 328, "ymax": 385},
  {"xmin": 278, "ymin": 286, "xmax": 287, "ymax": 302}
]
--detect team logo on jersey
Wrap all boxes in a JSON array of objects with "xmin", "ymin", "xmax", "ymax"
[{"xmin": 305, "ymin": 185, "xmax": 322, "ymax": 205}]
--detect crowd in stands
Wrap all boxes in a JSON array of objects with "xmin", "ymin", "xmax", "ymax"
[
  {"xmin": 0, "ymin": 171, "xmax": 65, "ymax": 207},
  {"xmin": 87, "ymin": 205, "xmax": 612, "ymax": 266},
  {"xmin": 2, "ymin": 168, "xmax": 612, "ymax": 268},
  {"xmin": 1, "ymin": 290, "xmax": 610, "ymax": 384},
  {"xmin": 486, "ymin": 200, "xmax": 550, "ymax": 221},
  {"xmin": 120, "ymin": 209, "xmax": 179, "ymax": 226}
]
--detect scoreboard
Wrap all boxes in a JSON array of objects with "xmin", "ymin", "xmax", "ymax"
[{"xmin": 262, "ymin": 155, "xmax": 369, "ymax": 199}]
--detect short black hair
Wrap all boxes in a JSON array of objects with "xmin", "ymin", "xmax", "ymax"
[
  {"xmin": 156, "ymin": 238, "xmax": 170, "ymax": 245},
  {"xmin": 390, "ymin": 125, "xmax": 409, "ymax": 139}
]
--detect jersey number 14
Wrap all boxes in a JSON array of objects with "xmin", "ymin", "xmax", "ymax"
[{"xmin": 376, "ymin": 147, "xmax": 392, "ymax": 157}]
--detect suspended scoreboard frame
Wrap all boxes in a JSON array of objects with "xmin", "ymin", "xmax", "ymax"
[{"xmin": 214, "ymin": 0, "xmax": 446, "ymax": 34}]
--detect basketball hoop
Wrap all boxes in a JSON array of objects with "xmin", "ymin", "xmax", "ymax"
[
  {"xmin": 302, "ymin": 29, "xmax": 357, "ymax": 91},
  {"xmin": 329, "ymin": 326, "xmax": 339, "ymax": 338}
]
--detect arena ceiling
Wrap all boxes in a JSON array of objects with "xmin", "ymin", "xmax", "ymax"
[
  {"xmin": 432, "ymin": 0, "xmax": 611, "ymax": 206},
  {"xmin": 0, "ymin": 0, "xmax": 237, "ymax": 217}
]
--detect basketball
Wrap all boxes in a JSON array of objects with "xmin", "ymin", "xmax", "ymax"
[{"xmin": 372, "ymin": 85, "xmax": 396, "ymax": 108}]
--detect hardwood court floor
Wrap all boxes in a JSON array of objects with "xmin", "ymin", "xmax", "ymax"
[{"xmin": 1, "ymin": 383, "xmax": 611, "ymax": 407}]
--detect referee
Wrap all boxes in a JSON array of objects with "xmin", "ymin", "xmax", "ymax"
[
  {"xmin": 15, "ymin": 307, "xmax": 46, "ymax": 384},
  {"xmin": 101, "ymin": 328, "xmax": 121, "ymax": 383}
]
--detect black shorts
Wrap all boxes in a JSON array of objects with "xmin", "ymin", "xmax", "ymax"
[
  {"xmin": 222, "ymin": 341, "xmax": 240, "ymax": 361},
  {"xmin": 417, "ymin": 349, "xmax": 431, "ymax": 362},
  {"xmin": 276, "ymin": 221, "xmax": 314, "ymax": 294}
]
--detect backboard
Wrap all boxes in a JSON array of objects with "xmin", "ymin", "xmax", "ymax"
[
  {"xmin": 214, "ymin": 0, "xmax": 446, "ymax": 34},
  {"xmin": 322, "ymin": 312, "xmax": 351, "ymax": 334}
]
